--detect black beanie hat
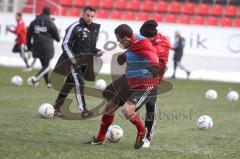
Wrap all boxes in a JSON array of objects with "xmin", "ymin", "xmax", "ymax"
[
  {"xmin": 140, "ymin": 20, "xmax": 158, "ymax": 38},
  {"xmin": 42, "ymin": 6, "xmax": 51, "ymax": 15}
]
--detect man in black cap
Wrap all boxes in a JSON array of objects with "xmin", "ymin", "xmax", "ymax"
[
  {"xmin": 27, "ymin": 6, "xmax": 60, "ymax": 88},
  {"xmin": 139, "ymin": 20, "xmax": 170, "ymax": 148}
]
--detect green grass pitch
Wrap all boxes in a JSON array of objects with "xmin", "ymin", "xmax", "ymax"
[{"xmin": 0, "ymin": 66, "xmax": 240, "ymax": 159}]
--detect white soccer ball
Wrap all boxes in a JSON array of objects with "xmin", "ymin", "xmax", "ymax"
[
  {"xmin": 197, "ymin": 115, "xmax": 213, "ymax": 130},
  {"xmin": 38, "ymin": 103, "xmax": 55, "ymax": 118},
  {"xmin": 95, "ymin": 79, "xmax": 107, "ymax": 90},
  {"xmin": 227, "ymin": 91, "xmax": 239, "ymax": 102},
  {"xmin": 106, "ymin": 124, "xmax": 123, "ymax": 143},
  {"xmin": 27, "ymin": 76, "xmax": 39, "ymax": 87},
  {"xmin": 205, "ymin": 89, "xmax": 218, "ymax": 100},
  {"xmin": 11, "ymin": 75, "xmax": 23, "ymax": 86}
]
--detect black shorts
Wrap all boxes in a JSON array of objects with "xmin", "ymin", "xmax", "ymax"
[
  {"xmin": 12, "ymin": 44, "xmax": 25, "ymax": 54},
  {"xmin": 102, "ymin": 75, "xmax": 157, "ymax": 111}
]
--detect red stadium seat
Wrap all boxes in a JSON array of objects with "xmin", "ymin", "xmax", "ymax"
[
  {"xmin": 183, "ymin": 3, "xmax": 195, "ymax": 15},
  {"xmin": 69, "ymin": 8, "xmax": 80, "ymax": 17},
  {"xmin": 235, "ymin": 18, "xmax": 240, "ymax": 27},
  {"xmin": 169, "ymin": 2, "xmax": 181, "ymax": 14},
  {"xmin": 206, "ymin": 17, "xmax": 218, "ymax": 26},
  {"xmin": 88, "ymin": 0, "xmax": 100, "ymax": 8},
  {"xmin": 150, "ymin": 13, "xmax": 163, "ymax": 22},
  {"xmin": 135, "ymin": 12, "xmax": 149, "ymax": 21},
  {"xmin": 165, "ymin": 14, "xmax": 177, "ymax": 23},
  {"xmin": 109, "ymin": 10, "xmax": 122, "ymax": 19},
  {"xmin": 224, "ymin": 5, "xmax": 237, "ymax": 17},
  {"xmin": 142, "ymin": 0, "xmax": 154, "ymax": 12},
  {"xmin": 197, "ymin": 4, "xmax": 209, "ymax": 15},
  {"xmin": 191, "ymin": 16, "xmax": 205, "ymax": 25},
  {"xmin": 179, "ymin": 15, "xmax": 191, "ymax": 24},
  {"xmin": 74, "ymin": 0, "xmax": 86, "ymax": 7},
  {"xmin": 96, "ymin": 9, "xmax": 108, "ymax": 18},
  {"xmin": 220, "ymin": 17, "xmax": 233, "ymax": 27},
  {"xmin": 53, "ymin": 7, "xmax": 67, "ymax": 16},
  {"xmin": 156, "ymin": 1, "xmax": 168, "ymax": 13},
  {"xmin": 60, "ymin": 0, "xmax": 72, "ymax": 6},
  {"xmin": 122, "ymin": 11, "xmax": 135, "ymax": 20},
  {"xmin": 101, "ymin": 0, "xmax": 114, "ymax": 9},
  {"xmin": 211, "ymin": 4, "xmax": 223, "ymax": 16},
  {"xmin": 115, "ymin": 0, "xmax": 127, "ymax": 9},
  {"xmin": 127, "ymin": 0, "xmax": 140, "ymax": 11}
]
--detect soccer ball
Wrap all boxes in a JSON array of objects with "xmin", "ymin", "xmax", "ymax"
[
  {"xmin": 27, "ymin": 76, "xmax": 39, "ymax": 87},
  {"xmin": 11, "ymin": 75, "xmax": 23, "ymax": 86},
  {"xmin": 205, "ymin": 89, "xmax": 218, "ymax": 100},
  {"xmin": 106, "ymin": 124, "xmax": 123, "ymax": 143},
  {"xmin": 38, "ymin": 103, "xmax": 55, "ymax": 118},
  {"xmin": 95, "ymin": 79, "xmax": 107, "ymax": 90},
  {"xmin": 227, "ymin": 91, "xmax": 239, "ymax": 102},
  {"xmin": 197, "ymin": 115, "xmax": 213, "ymax": 130}
]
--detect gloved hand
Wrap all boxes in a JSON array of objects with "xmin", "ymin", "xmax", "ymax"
[{"xmin": 117, "ymin": 53, "xmax": 126, "ymax": 65}]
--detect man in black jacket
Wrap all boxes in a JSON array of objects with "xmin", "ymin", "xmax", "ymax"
[
  {"xmin": 52, "ymin": 6, "xmax": 103, "ymax": 118},
  {"xmin": 171, "ymin": 31, "xmax": 190, "ymax": 79},
  {"xmin": 27, "ymin": 7, "xmax": 60, "ymax": 87}
]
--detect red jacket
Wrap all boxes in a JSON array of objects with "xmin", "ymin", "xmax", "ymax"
[
  {"xmin": 127, "ymin": 35, "xmax": 160, "ymax": 89},
  {"xmin": 151, "ymin": 33, "xmax": 170, "ymax": 82},
  {"xmin": 9, "ymin": 19, "xmax": 27, "ymax": 45}
]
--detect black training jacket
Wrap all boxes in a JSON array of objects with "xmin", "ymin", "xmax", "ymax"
[{"xmin": 27, "ymin": 14, "xmax": 60, "ymax": 59}]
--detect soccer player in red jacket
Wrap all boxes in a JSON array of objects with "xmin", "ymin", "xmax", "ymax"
[
  {"xmin": 116, "ymin": 20, "xmax": 171, "ymax": 148},
  {"xmin": 87, "ymin": 24, "xmax": 161, "ymax": 149},
  {"xmin": 140, "ymin": 20, "xmax": 170, "ymax": 148},
  {"xmin": 7, "ymin": 12, "xmax": 31, "ymax": 71}
]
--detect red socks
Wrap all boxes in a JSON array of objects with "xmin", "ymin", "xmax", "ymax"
[
  {"xmin": 97, "ymin": 113, "xmax": 115, "ymax": 141},
  {"xmin": 130, "ymin": 113, "xmax": 146, "ymax": 134}
]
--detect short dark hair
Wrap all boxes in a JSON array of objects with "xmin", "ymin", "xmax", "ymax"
[
  {"xmin": 16, "ymin": 12, "xmax": 22, "ymax": 18},
  {"xmin": 42, "ymin": 6, "xmax": 51, "ymax": 15},
  {"xmin": 114, "ymin": 24, "xmax": 133, "ymax": 39},
  {"xmin": 83, "ymin": 6, "xmax": 96, "ymax": 13}
]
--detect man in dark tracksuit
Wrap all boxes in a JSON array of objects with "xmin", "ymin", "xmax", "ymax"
[
  {"xmin": 52, "ymin": 6, "xmax": 103, "ymax": 118},
  {"xmin": 171, "ymin": 31, "xmax": 190, "ymax": 79},
  {"xmin": 27, "ymin": 7, "xmax": 60, "ymax": 87}
]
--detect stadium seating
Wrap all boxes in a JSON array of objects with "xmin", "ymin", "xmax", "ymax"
[
  {"xmin": 224, "ymin": 5, "xmax": 237, "ymax": 17},
  {"xmin": 60, "ymin": 0, "xmax": 72, "ymax": 6},
  {"xmin": 69, "ymin": 8, "xmax": 80, "ymax": 17},
  {"xmin": 211, "ymin": 4, "xmax": 223, "ymax": 16},
  {"xmin": 192, "ymin": 16, "xmax": 205, "ymax": 25},
  {"xmin": 109, "ymin": 10, "xmax": 122, "ymax": 19},
  {"xmin": 197, "ymin": 4, "xmax": 209, "ymax": 15},
  {"xmin": 150, "ymin": 13, "xmax": 163, "ymax": 22},
  {"xmin": 74, "ymin": 0, "xmax": 86, "ymax": 7},
  {"xmin": 169, "ymin": 2, "xmax": 181, "ymax": 14},
  {"xmin": 135, "ymin": 12, "xmax": 149, "ymax": 21},
  {"xmin": 88, "ymin": 0, "xmax": 100, "ymax": 8},
  {"xmin": 127, "ymin": 0, "xmax": 140, "ymax": 11},
  {"xmin": 142, "ymin": 0, "xmax": 154, "ymax": 12},
  {"xmin": 96, "ymin": 9, "xmax": 108, "ymax": 18},
  {"xmin": 235, "ymin": 18, "xmax": 240, "ymax": 27},
  {"xmin": 115, "ymin": 0, "xmax": 127, "ymax": 10},
  {"xmin": 206, "ymin": 17, "xmax": 218, "ymax": 26},
  {"xmin": 156, "ymin": 1, "xmax": 168, "ymax": 13},
  {"xmin": 183, "ymin": 3, "xmax": 195, "ymax": 15},
  {"xmin": 220, "ymin": 17, "xmax": 233, "ymax": 27},
  {"xmin": 122, "ymin": 11, "xmax": 135, "ymax": 20},
  {"xmin": 21, "ymin": 0, "xmax": 240, "ymax": 28},
  {"xmin": 165, "ymin": 14, "xmax": 177, "ymax": 23},
  {"xmin": 101, "ymin": 0, "xmax": 114, "ymax": 9},
  {"xmin": 179, "ymin": 15, "xmax": 191, "ymax": 24}
]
